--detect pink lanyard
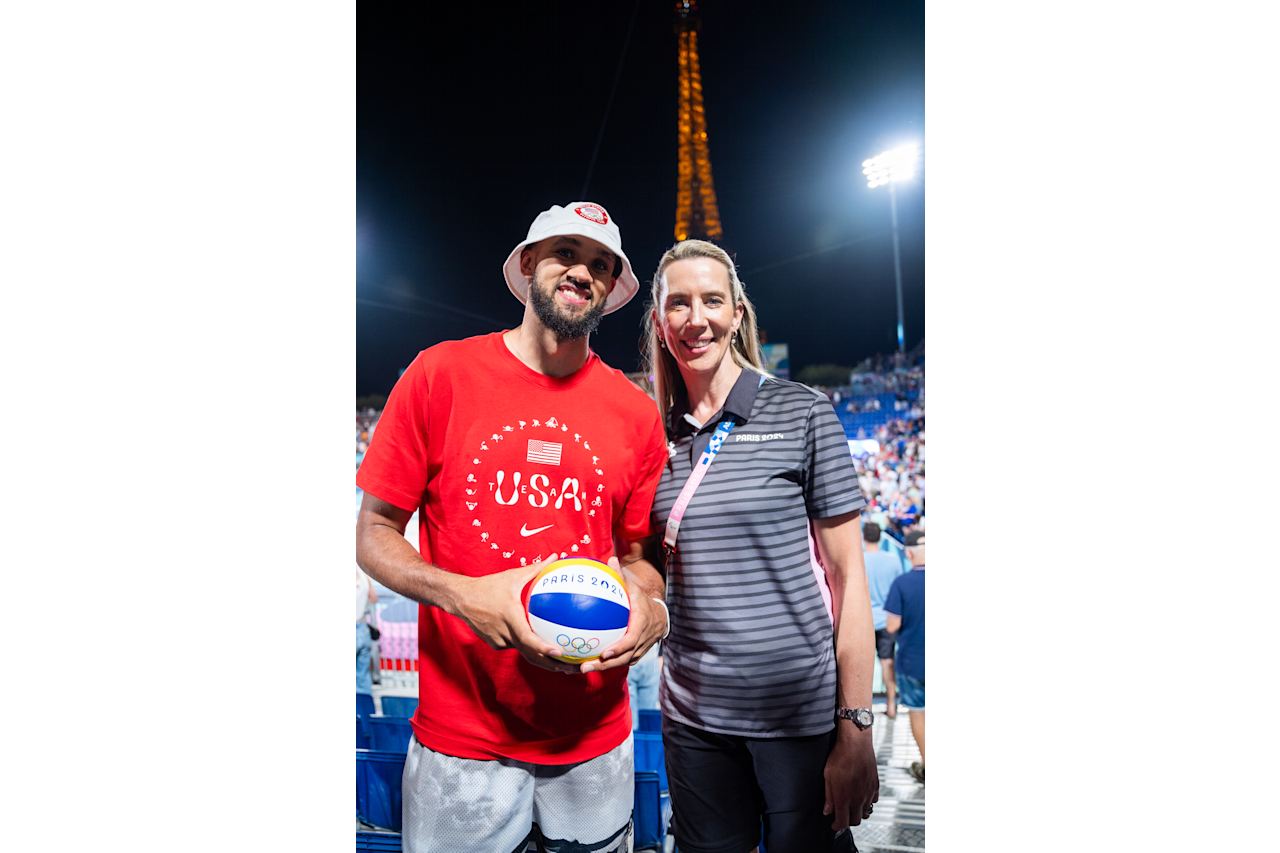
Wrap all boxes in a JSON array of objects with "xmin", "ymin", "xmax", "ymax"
[
  {"xmin": 662, "ymin": 416, "xmax": 738, "ymax": 558},
  {"xmin": 662, "ymin": 376, "xmax": 764, "ymax": 558}
]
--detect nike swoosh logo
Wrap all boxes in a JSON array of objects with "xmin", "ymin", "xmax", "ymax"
[{"xmin": 519, "ymin": 523, "xmax": 554, "ymax": 537}]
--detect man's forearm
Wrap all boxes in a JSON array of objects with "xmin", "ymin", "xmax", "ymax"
[
  {"xmin": 356, "ymin": 520, "xmax": 465, "ymax": 618},
  {"xmin": 619, "ymin": 556, "xmax": 665, "ymax": 601}
]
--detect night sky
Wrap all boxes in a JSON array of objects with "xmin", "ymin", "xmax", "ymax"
[{"xmin": 358, "ymin": 1, "xmax": 924, "ymax": 397}]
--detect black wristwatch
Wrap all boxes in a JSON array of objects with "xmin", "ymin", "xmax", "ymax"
[{"xmin": 836, "ymin": 707, "xmax": 875, "ymax": 730}]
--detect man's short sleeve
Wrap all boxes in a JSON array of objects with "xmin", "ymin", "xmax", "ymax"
[
  {"xmin": 802, "ymin": 393, "xmax": 867, "ymax": 519},
  {"xmin": 356, "ymin": 353, "xmax": 431, "ymax": 512},
  {"xmin": 615, "ymin": 413, "xmax": 668, "ymax": 544},
  {"xmin": 884, "ymin": 574, "xmax": 904, "ymax": 617}
]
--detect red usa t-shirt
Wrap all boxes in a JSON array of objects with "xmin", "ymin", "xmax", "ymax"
[{"xmin": 356, "ymin": 331, "xmax": 668, "ymax": 764}]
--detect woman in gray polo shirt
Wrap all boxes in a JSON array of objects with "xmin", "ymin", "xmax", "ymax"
[{"xmin": 641, "ymin": 240, "xmax": 880, "ymax": 853}]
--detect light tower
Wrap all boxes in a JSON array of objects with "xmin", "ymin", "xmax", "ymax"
[
  {"xmin": 862, "ymin": 143, "xmax": 920, "ymax": 354},
  {"xmin": 674, "ymin": 0, "xmax": 723, "ymax": 241}
]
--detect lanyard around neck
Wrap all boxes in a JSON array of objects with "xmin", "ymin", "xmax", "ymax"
[
  {"xmin": 662, "ymin": 374, "xmax": 765, "ymax": 557},
  {"xmin": 662, "ymin": 416, "xmax": 737, "ymax": 557}
]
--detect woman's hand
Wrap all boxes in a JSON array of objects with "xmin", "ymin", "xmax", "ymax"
[{"xmin": 823, "ymin": 728, "xmax": 880, "ymax": 829}]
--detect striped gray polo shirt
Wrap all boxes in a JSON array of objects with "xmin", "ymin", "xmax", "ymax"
[{"xmin": 652, "ymin": 368, "xmax": 866, "ymax": 737}]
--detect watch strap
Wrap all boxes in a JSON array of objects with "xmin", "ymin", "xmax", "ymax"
[{"xmin": 836, "ymin": 706, "xmax": 874, "ymax": 729}]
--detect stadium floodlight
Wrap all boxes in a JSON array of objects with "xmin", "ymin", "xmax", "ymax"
[
  {"xmin": 861, "ymin": 143, "xmax": 919, "ymax": 189},
  {"xmin": 862, "ymin": 143, "xmax": 920, "ymax": 353}
]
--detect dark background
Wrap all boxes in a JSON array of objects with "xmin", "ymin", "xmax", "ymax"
[{"xmin": 358, "ymin": 0, "xmax": 924, "ymax": 397}]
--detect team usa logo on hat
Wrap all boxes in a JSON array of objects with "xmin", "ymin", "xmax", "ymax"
[
  {"xmin": 573, "ymin": 203, "xmax": 609, "ymax": 225},
  {"xmin": 502, "ymin": 201, "xmax": 639, "ymax": 315}
]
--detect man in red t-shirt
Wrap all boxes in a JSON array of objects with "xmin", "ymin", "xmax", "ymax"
[{"xmin": 356, "ymin": 202, "xmax": 669, "ymax": 853}]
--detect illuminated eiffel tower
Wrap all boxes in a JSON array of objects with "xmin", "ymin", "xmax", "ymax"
[{"xmin": 674, "ymin": 0, "xmax": 723, "ymax": 242}]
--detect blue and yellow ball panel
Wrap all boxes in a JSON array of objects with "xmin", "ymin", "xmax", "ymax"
[{"xmin": 526, "ymin": 558, "xmax": 630, "ymax": 662}]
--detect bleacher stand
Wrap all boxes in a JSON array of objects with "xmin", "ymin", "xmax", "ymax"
[
  {"xmin": 822, "ymin": 350, "xmax": 926, "ymax": 541},
  {"xmin": 366, "ymin": 716, "xmax": 414, "ymax": 753},
  {"xmin": 638, "ymin": 708, "xmax": 662, "ymax": 734},
  {"xmin": 356, "ymin": 830, "xmax": 402, "ymax": 852},
  {"xmin": 356, "ymin": 748, "xmax": 405, "ymax": 832},
  {"xmin": 379, "ymin": 695, "xmax": 417, "ymax": 719},
  {"xmin": 355, "ymin": 731, "xmax": 672, "ymax": 850}
]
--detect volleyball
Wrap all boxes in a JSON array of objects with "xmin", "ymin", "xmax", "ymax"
[{"xmin": 525, "ymin": 558, "xmax": 631, "ymax": 662}]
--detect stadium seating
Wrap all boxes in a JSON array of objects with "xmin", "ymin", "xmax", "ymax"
[
  {"xmin": 633, "ymin": 731, "xmax": 668, "ymax": 793},
  {"xmin": 356, "ymin": 716, "xmax": 371, "ymax": 750},
  {"xmin": 634, "ymin": 771, "xmax": 671, "ymax": 850},
  {"xmin": 352, "ymin": 724, "xmax": 679, "ymax": 847},
  {"xmin": 355, "ymin": 831, "xmax": 402, "ymax": 852},
  {"xmin": 376, "ymin": 618, "xmax": 419, "ymax": 662},
  {"xmin": 357, "ymin": 692, "xmax": 376, "ymax": 719},
  {"xmin": 834, "ymin": 389, "xmax": 921, "ymax": 438},
  {"xmin": 633, "ymin": 730, "xmax": 670, "ymax": 849},
  {"xmin": 379, "ymin": 695, "xmax": 418, "ymax": 718},
  {"xmin": 356, "ymin": 748, "xmax": 406, "ymax": 832},
  {"xmin": 367, "ymin": 715, "xmax": 414, "ymax": 753},
  {"xmin": 637, "ymin": 708, "xmax": 662, "ymax": 733}
]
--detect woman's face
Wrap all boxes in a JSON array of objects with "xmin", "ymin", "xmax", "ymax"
[{"xmin": 656, "ymin": 256, "xmax": 744, "ymax": 380}]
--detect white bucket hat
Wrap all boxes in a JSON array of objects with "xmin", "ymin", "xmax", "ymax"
[{"xmin": 502, "ymin": 201, "xmax": 640, "ymax": 315}]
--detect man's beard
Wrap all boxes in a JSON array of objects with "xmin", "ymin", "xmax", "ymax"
[{"xmin": 528, "ymin": 277, "xmax": 605, "ymax": 340}]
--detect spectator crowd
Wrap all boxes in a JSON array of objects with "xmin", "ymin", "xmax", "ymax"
[
  {"xmin": 356, "ymin": 407, "xmax": 380, "ymax": 470},
  {"xmin": 821, "ymin": 348, "xmax": 926, "ymax": 542}
]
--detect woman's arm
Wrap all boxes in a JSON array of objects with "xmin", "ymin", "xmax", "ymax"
[{"xmin": 813, "ymin": 510, "xmax": 880, "ymax": 829}]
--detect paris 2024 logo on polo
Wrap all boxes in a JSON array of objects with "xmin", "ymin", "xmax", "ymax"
[{"xmin": 464, "ymin": 414, "xmax": 608, "ymax": 567}]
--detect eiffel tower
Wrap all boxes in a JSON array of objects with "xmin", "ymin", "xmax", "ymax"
[{"xmin": 674, "ymin": 0, "xmax": 723, "ymax": 242}]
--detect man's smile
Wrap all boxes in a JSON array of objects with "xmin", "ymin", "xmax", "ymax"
[{"xmin": 557, "ymin": 280, "xmax": 592, "ymax": 308}]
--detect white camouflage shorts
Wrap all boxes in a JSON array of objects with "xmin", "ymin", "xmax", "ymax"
[{"xmin": 402, "ymin": 733, "xmax": 634, "ymax": 853}]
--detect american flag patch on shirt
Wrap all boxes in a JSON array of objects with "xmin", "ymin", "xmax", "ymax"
[{"xmin": 526, "ymin": 439, "xmax": 563, "ymax": 466}]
